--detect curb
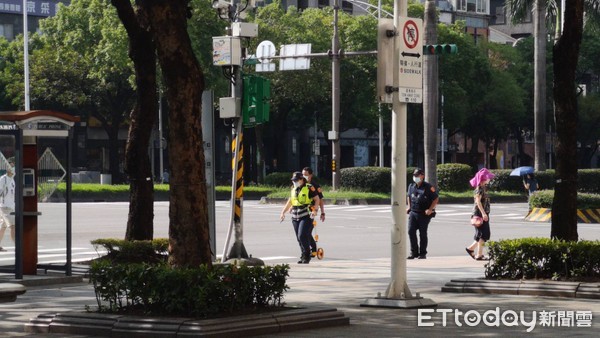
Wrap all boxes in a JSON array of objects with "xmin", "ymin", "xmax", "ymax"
[
  {"xmin": 441, "ymin": 278, "xmax": 600, "ymax": 299},
  {"xmin": 25, "ymin": 307, "xmax": 349, "ymax": 337},
  {"xmin": 0, "ymin": 283, "xmax": 27, "ymax": 303},
  {"xmin": 2, "ymin": 276, "xmax": 84, "ymax": 287},
  {"xmin": 526, "ymin": 207, "xmax": 600, "ymax": 223}
]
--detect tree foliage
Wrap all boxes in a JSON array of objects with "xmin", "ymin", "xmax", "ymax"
[{"xmin": 33, "ymin": 0, "xmax": 134, "ymax": 182}]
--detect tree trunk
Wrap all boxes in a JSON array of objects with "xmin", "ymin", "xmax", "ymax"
[
  {"xmin": 107, "ymin": 125, "xmax": 121, "ymax": 183},
  {"xmin": 423, "ymin": 0, "xmax": 438, "ymax": 187},
  {"xmin": 469, "ymin": 135, "xmax": 480, "ymax": 168},
  {"xmin": 255, "ymin": 124, "xmax": 265, "ymax": 184},
  {"xmin": 534, "ymin": 0, "xmax": 547, "ymax": 171},
  {"xmin": 551, "ymin": 0, "xmax": 583, "ymax": 241},
  {"xmin": 146, "ymin": 0, "xmax": 211, "ymax": 267},
  {"xmin": 112, "ymin": 0, "xmax": 158, "ymax": 241}
]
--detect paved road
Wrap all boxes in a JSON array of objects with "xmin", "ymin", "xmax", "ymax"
[{"xmin": 1, "ymin": 201, "xmax": 599, "ymax": 268}]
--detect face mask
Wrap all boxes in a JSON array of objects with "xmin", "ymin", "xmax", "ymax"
[
  {"xmin": 293, "ymin": 182, "xmax": 300, "ymax": 188},
  {"xmin": 303, "ymin": 176, "xmax": 309, "ymax": 181},
  {"xmin": 413, "ymin": 176, "xmax": 422, "ymax": 184}
]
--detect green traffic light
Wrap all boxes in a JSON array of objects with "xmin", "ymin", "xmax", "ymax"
[{"xmin": 422, "ymin": 44, "xmax": 458, "ymax": 55}]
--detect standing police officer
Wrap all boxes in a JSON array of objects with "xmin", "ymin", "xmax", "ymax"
[{"xmin": 406, "ymin": 168, "xmax": 439, "ymax": 259}]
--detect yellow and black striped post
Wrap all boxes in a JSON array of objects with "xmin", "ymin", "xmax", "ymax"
[
  {"xmin": 227, "ymin": 127, "xmax": 249, "ymax": 259},
  {"xmin": 232, "ymin": 130, "xmax": 244, "ymax": 223}
]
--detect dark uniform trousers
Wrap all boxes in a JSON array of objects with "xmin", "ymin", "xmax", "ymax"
[{"xmin": 408, "ymin": 210, "xmax": 431, "ymax": 256}]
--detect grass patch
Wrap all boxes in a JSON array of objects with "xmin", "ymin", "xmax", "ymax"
[{"xmin": 52, "ymin": 184, "xmax": 527, "ymax": 203}]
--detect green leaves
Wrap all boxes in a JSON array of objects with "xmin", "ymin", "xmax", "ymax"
[{"xmin": 486, "ymin": 238, "xmax": 600, "ymax": 280}]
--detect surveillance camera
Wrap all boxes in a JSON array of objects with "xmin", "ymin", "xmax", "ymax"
[{"xmin": 212, "ymin": 0, "xmax": 230, "ymax": 9}]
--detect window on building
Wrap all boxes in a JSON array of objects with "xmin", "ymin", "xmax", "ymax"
[
  {"xmin": 476, "ymin": 0, "xmax": 486, "ymax": 13},
  {"xmin": 495, "ymin": 6, "xmax": 505, "ymax": 24},
  {"xmin": 298, "ymin": 0, "xmax": 309, "ymax": 10},
  {"xmin": 318, "ymin": 0, "xmax": 329, "ymax": 9},
  {"xmin": 458, "ymin": 0, "xmax": 487, "ymax": 14},
  {"xmin": 0, "ymin": 24, "xmax": 14, "ymax": 40},
  {"xmin": 341, "ymin": 1, "xmax": 353, "ymax": 14}
]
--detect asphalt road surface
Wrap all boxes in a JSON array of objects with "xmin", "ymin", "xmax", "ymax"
[{"xmin": 1, "ymin": 201, "xmax": 599, "ymax": 268}]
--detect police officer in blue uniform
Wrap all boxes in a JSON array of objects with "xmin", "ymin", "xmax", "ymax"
[{"xmin": 406, "ymin": 168, "xmax": 439, "ymax": 259}]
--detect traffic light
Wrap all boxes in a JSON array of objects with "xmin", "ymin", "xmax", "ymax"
[
  {"xmin": 242, "ymin": 74, "xmax": 270, "ymax": 127},
  {"xmin": 423, "ymin": 44, "xmax": 458, "ymax": 55}
]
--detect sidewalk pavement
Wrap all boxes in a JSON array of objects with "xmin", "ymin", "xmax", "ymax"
[{"xmin": 1, "ymin": 256, "xmax": 599, "ymax": 337}]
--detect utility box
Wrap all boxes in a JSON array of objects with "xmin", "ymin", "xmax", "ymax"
[
  {"xmin": 219, "ymin": 97, "xmax": 241, "ymax": 118},
  {"xmin": 232, "ymin": 22, "xmax": 258, "ymax": 38},
  {"xmin": 213, "ymin": 36, "xmax": 242, "ymax": 66}
]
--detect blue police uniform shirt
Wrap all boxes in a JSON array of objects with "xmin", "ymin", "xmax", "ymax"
[{"xmin": 408, "ymin": 181, "xmax": 438, "ymax": 212}]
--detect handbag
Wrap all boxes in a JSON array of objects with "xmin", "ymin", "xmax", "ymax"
[{"xmin": 471, "ymin": 215, "xmax": 483, "ymax": 227}]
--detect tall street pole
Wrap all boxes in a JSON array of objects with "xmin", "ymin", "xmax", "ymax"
[
  {"xmin": 362, "ymin": 0, "xmax": 436, "ymax": 308},
  {"xmin": 23, "ymin": 0, "xmax": 30, "ymax": 110},
  {"xmin": 330, "ymin": 0, "xmax": 341, "ymax": 190},
  {"xmin": 378, "ymin": 0, "xmax": 384, "ymax": 167}
]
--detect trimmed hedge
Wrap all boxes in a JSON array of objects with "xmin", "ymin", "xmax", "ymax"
[
  {"xmin": 338, "ymin": 166, "xmax": 418, "ymax": 193},
  {"xmin": 89, "ymin": 239, "xmax": 289, "ymax": 317},
  {"xmin": 485, "ymin": 238, "xmax": 600, "ymax": 280},
  {"xmin": 528, "ymin": 190, "xmax": 600, "ymax": 209},
  {"xmin": 437, "ymin": 163, "xmax": 472, "ymax": 191},
  {"xmin": 268, "ymin": 167, "xmax": 600, "ymax": 194},
  {"xmin": 264, "ymin": 172, "xmax": 293, "ymax": 187}
]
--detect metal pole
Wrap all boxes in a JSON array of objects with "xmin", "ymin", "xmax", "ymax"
[
  {"xmin": 386, "ymin": 0, "xmax": 411, "ymax": 299},
  {"xmin": 66, "ymin": 129, "xmax": 72, "ymax": 276},
  {"xmin": 22, "ymin": 0, "xmax": 30, "ymax": 110},
  {"xmin": 331, "ymin": 0, "xmax": 341, "ymax": 190},
  {"xmin": 314, "ymin": 112, "xmax": 319, "ymax": 176},
  {"xmin": 362, "ymin": 0, "xmax": 436, "ymax": 308},
  {"xmin": 378, "ymin": 0, "xmax": 384, "ymax": 168},
  {"xmin": 158, "ymin": 94, "xmax": 164, "ymax": 181},
  {"xmin": 441, "ymin": 94, "xmax": 445, "ymax": 164},
  {"xmin": 15, "ymin": 130, "xmax": 23, "ymax": 279}
]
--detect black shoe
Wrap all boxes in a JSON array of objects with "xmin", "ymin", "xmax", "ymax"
[
  {"xmin": 418, "ymin": 255, "xmax": 427, "ymax": 259},
  {"xmin": 407, "ymin": 254, "xmax": 418, "ymax": 259}
]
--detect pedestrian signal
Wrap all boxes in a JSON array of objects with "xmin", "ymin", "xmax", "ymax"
[{"xmin": 423, "ymin": 44, "xmax": 458, "ymax": 55}]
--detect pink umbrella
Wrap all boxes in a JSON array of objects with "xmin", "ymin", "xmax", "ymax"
[{"xmin": 469, "ymin": 168, "xmax": 495, "ymax": 188}]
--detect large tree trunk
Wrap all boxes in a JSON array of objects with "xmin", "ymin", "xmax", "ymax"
[
  {"xmin": 551, "ymin": 0, "xmax": 583, "ymax": 241},
  {"xmin": 112, "ymin": 0, "xmax": 158, "ymax": 241},
  {"xmin": 423, "ymin": 0, "xmax": 438, "ymax": 187},
  {"xmin": 534, "ymin": 0, "xmax": 547, "ymax": 171},
  {"xmin": 107, "ymin": 125, "xmax": 121, "ymax": 183},
  {"xmin": 146, "ymin": 0, "xmax": 211, "ymax": 268}
]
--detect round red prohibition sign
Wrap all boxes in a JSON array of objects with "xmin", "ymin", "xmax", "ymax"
[{"xmin": 403, "ymin": 20, "xmax": 419, "ymax": 49}]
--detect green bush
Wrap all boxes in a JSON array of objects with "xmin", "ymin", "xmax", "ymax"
[
  {"xmin": 485, "ymin": 238, "xmax": 600, "ymax": 280},
  {"xmin": 339, "ymin": 167, "xmax": 390, "ymax": 193},
  {"xmin": 486, "ymin": 169, "xmax": 522, "ymax": 193},
  {"xmin": 529, "ymin": 190, "xmax": 600, "ymax": 209},
  {"xmin": 264, "ymin": 172, "xmax": 293, "ymax": 187},
  {"xmin": 338, "ymin": 166, "xmax": 421, "ymax": 193},
  {"xmin": 578, "ymin": 169, "xmax": 600, "ymax": 193},
  {"xmin": 88, "ymin": 239, "xmax": 289, "ymax": 317},
  {"xmin": 89, "ymin": 260, "xmax": 289, "ymax": 317},
  {"xmin": 91, "ymin": 238, "xmax": 169, "ymax": 264},
  {"xmin": 437, "ymin": 163, "xmax": 472, "ymax": 191}
]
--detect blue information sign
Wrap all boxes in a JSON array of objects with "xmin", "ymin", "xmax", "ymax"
[{"xmin": 0, "ymin": 0, "xmax": 66, "ymax": 17}]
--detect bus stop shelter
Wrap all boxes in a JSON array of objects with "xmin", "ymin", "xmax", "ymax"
[{"xmin": 0, "ymin": 110, "xmax": 79, "ymax": 279}]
